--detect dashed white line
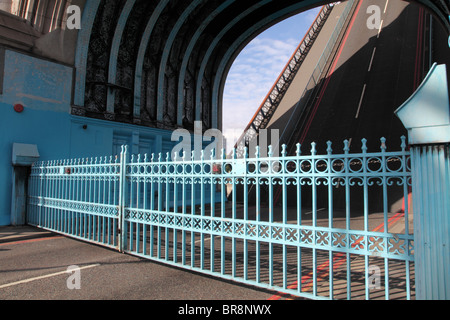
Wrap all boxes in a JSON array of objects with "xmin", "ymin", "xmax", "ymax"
[
  {"xmin": 368, "ymin": 47, "xmax": 377, "ymax": 72},
  {"xmin": 355, "ymin": 84, "xmax": 367, "ymax": 119},
  {"xmin": 377, "ymin": 20, "xmax": 384, "ymax": 38},
  {"xmin": 384, "ymin": 0, "xmax": 389, "ymax": 14}
]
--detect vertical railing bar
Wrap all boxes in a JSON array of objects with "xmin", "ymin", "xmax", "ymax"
[
  {"xmin": 344, "ymin": 140, "xmax": 351, "ymax": 300},
  {"xmin": 43, "ymin": 163, "xmax": 47, "ymax": 229},
  {"xmin": 232, "ymin": 149, "xmax": 237, "ymax": 278},
  {"xmin": 327, "ymin": 142, "xmax": 334, "ymax": 299},
  {"xmin": 150, "ymin": 155, "xmax": 155, "ymax": 258},
  {"xmin": 66, "ymin": 163, "xmax": 71, "ymax": 236},
  {"xmin": 58, "ymin": 163, "xmax": 62, "ymax": 232},
  {"xmin": 311, "ymin": 143, "xmax": 318, "ymax": 297},
  {"xmin": 51, "ymin": 163, "xmax": 55, "ymax": 231},
  {"xmin": 165, "ymin": 154, "xmax": 170, "ymax": 262},
  {"xmin": 62, "ymin": 163, "xmax": 66, "ymax": 233},
  {"xmin": 77, "ymin": 161, "xmax": 83, "ymax": 238},
  {"xmin": 143, "ymin": 155, "xmax": 148, "ymax": 256},
  {"xmin": 381, "ymin": 138, "xmax": 390, "ymax": 300},
  {"xmin": 129, "ymin": 156, "xmax": 135, "ymax": 252},
  {"xmin": 296, "ymin": 143, "xmax": 303, "ymax": 294},
  {"xmin": 57, "ymin": 163, "xmax": 61, "ymax": 231},
  {"xmin": 50, "ymin": 163, "xmax": 54, "ymax": 230},
  {"xmin": 69, "ymin": 162, "xmax": 75, "ymax": 237},
  {"xmin": 255, "ymin": 146, "xmax": 261, "ymax": 284},
  {"xmin": 220, "ymin": 150, "xmax": 226, "ymax": 276},
  {"xmin": 118, "ymin": 146, "xmax": 128, "ymax": 253},
  {"xmin": 75, "ymin": 162, "xmax": 79, "ymax": 237},
  {"xmin": 47, "ymin": 163, "xmax": 51, "ymax": 230},
  {"xmin": 200, "ymin": 151, "xmax": 205, "ymax": 270},
  {"xmin": 103, "ymin": 157, "xmax": 112, "ymax": 246},
  {"xmin": 55, "ymin": 163, "xmax": 60, "ymax": 232},
  {"xmin": 362, "ymin": 139, "xmax": 370, "ymax": 301},
  {"xmin": 84, "ymin": 161, "xmax": 88, "ymax": 239},
  {"xmin": 136, "ymin": 156, "xmax": 142, "ymax": 255},
  {"xmin": 281, "ymin": 146, "xmax": 287, "ymax": 290},
  {"xmin": 59, "ymin": 163, "xmax": 64, "ymax": 233},
  {"xmin": 38, "ymin": 163, "xmax": 43, "ymax": 228},
  {"xmin": 99, "ymin": 161, "xmax": 104, "ymax": 243},
  {"xmin": 268, "ymin": 146, "xmax": 274, "ymax": 287},
  {"xmin": 90, "ymin": 159, "xmax": 93, "ymax": 240},
  {"xmin": 53, "ymin": 164, "xmax": 57, "ymax": 232},
  {"xmin": 182, "ymin": 154, "xmax": 187, "ymax": 266},
  {"xmin": 157, "ymin": 154, "xmax": 163, "ymax": 260},
  {"xmin": 91, "ymin": 161, "xmax": 95, "ymax": 241},
  {"xmin": 113, "ymin": 157, "xmax": 119, "ymax": 248},
  {"xmin": 191, "ymin": 151, "xmax": 196, "ymax": 268},
  {"xmin": 86, "ymin": 160, "xmax": 90, "ymax": 240},
  {"xmin": 52, "ymin": 163, "xmax": 55, "ymax": 230},
  {"xmin": 94, "ymin": 160, "xmax": 99, "ymax": 242},
  {"xmin": 210, "ymin": 151, "xmax": 216, "ymax": 273},
  {"xmin": 102, "ymin": 159, "xmax": 107, "ymax": 244},
  {"xmin": 243, "ymin": 148, "xmax": 249, "ymax": 281},
  {"xmin": 91, "ymin": 161, "xmax": 94, "ymax": 240},
  {"xmin": 173, "ymin": 157, "xmax": 179, "ymax": 264},
  {"xmin": 75, "ymin": 162, "xmax": 80, "ymax": 234},
  {"xmin": 106, "ymin": 159, "xmax": 111, "ymax": 245}
]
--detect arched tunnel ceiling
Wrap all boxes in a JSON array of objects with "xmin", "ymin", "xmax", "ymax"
[{"xmin": 72, "ymin": 0, "xmax": 450, "ymax": 132}]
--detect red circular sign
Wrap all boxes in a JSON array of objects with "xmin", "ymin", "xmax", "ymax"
[{"xmin": 14, "ymin": 104, "xmax": 24, "ymax": 113}]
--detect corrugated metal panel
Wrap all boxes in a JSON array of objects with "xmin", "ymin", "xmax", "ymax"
[{"xmin": 412, "ymin": 144, "xmax": 450, "ymax": 300}]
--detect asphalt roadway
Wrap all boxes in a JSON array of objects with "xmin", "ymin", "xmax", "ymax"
[
  {"xmin": 270, "ymin": 0, "xmax": 432, "ymax": 154},
  {"xmin": 0, "ymin": 226, "xmax": 278, "ymax": 302}
]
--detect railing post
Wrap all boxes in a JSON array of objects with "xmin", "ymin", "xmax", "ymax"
[
  {"xmin": 395, "ymin": 63, "xmax": 450, "ymax": 300},
  {"xmin": 410, "ymin": 144, "xmax": 450, "ymax": 300},
  {"xmin": 118, "ymin": 145, "xmax": 129, "ymax": 253}
]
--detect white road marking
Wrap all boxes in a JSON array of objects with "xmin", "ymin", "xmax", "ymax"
[
  {"xmin": 368, "ymin": 47, "xmax": 377, "ymax": 72},
  {"xmin": 384, "ymin": 0, "xmax": 389, "ymax": 14},
  {"xmin": 377, "ymin": 20, "xmax": 384, "ymax": 38},
  {"xmin": 355, "ymin": 84, "xmax": 367, "ymax": 119},
  {"xmin": 0, "ymin": 264, "xmax": 100, "ymax": 289}
]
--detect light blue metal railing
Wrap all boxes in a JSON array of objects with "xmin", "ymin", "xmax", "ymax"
[
  {"xmin": 27, "ymin": 136, "xmax": 414, "ymax": 300},
  {"xmin": 27, "ymin": 156, "xmax": 122, "ymax": 250}
]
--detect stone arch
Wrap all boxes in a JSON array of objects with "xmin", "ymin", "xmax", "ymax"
[{"xmin": 71, "ymin": 0, "xmax": 450, "ymax": 131}]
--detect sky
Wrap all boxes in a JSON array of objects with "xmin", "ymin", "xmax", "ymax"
[{"xmin": 222, "ymin": 6, "xmax": 322, "ymax": 151}]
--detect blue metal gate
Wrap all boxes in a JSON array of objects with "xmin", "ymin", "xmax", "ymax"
[{"xmin": 27, "ymin": 137, "xmax": 414, "ymax": 300}]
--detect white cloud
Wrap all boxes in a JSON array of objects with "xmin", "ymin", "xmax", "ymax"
[
  {"xmin": 222, "ymin": 37, "xmax": 298, "ymax": 151},
  {"xmin": 222, "ymin": 8, "xmax": 321, "ymax": 152}
]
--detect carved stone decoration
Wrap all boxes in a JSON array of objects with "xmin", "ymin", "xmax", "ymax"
[
  {"xmin": 85, "ymin": 0, "xmax": 127, "ymax": 117},
  {"xmin": 115, "ymin": 0, "xmax": 160, "ymax": 123},
  {"xmin": 183, "ymin": 67, "xmax": 195, "ymax": 129}
]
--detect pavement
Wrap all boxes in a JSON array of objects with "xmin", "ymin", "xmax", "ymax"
[
  {"xmin": 0, "ymin": 224, "xmax": 278, "ymax": 301},
  {"xmin": 0, "ymin": 225, "xmax": 57, "ymax": 244}
]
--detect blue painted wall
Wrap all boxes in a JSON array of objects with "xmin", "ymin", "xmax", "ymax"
[{"xmin": 0, "ymin": 49, "xmax": 187, "ymax": 226}]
